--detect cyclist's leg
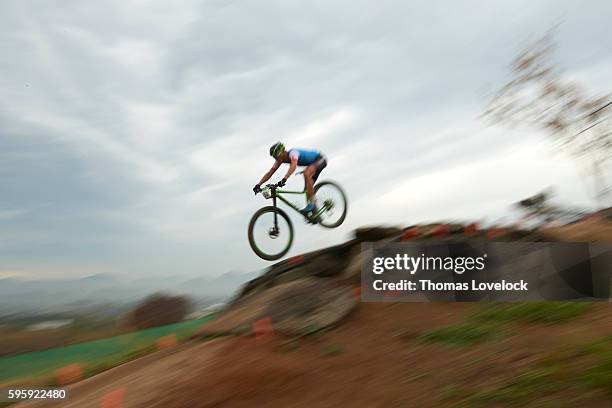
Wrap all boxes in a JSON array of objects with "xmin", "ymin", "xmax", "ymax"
[
  {"xmin": 303, "ymin": 166, "xmax": 316, "ymax": 203},
  {"xmin": 311, "ymin": 157, "xmax": 327, "ymax": 183},
  {"xmin": 301, "ymin": 156, "xmax": 327, "ymax": 216}
]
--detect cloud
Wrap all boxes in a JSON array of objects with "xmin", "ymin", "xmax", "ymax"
[
  {"xmin": 289, "ymin": 107, "xmax": 358, "ymax": 143},
  {"xmin": 0, "ymin": 209, "xmax": 28, "ymax": 221},
  {"xmin": 1, "ymin": 0, "xmax": 611, "ymax": 278}
]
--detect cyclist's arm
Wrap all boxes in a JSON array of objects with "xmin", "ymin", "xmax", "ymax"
[
  {"xmin": 283, "ymin": 155, "xmax": 298, "ymax": 180},
  {"xmin": 258, "ymin": 160, "xmax": 281, "ymax": 185}
]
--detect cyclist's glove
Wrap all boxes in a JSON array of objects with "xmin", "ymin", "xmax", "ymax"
[
  {"xmin": 253, "ymin": 184, "xmax": 261, "ymax": 194},
  {"xmin": 277, "ymin": 178, "xmax": 287, "ymax": 187}
]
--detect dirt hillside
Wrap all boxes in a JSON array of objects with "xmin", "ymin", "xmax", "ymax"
[{"xmin": 17, "ymin": 220, "xmax": 612, "ymax": 407}]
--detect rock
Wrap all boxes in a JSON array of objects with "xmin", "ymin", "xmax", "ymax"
[
  {"xmin": 196, "ymin": 277, "xmax": 357, "ymax": 337},
  {"xmin": 354, "ymin": 227, "xmax": 403, "ymax": 241},
  {"xmin": 198, "ymin": 221, "xmax": 611, "ymax": 340}
]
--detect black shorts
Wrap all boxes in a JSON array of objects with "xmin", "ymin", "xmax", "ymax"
[{"xmin": 310, "ymin": 155, "xmax": 327, "ymax": 183}]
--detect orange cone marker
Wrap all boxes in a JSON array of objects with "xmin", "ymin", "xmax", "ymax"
[
  {"xmin": 401, "ymin": 227, "xmax": 420, "ymax": 241},
  {"xmin": 155, "ymin": 333, "xmax": 177, "ymax": 350},
  {"xmin": 253, "ymin": 316, "xmax": 275, "ymax": 342},
  {"xmin": 55, "ymin": 363, "xmax": 82, "ymax": 385},
  {"xmin": 100, "ymin": 387, "xmax": 125, "ymax": 408}
]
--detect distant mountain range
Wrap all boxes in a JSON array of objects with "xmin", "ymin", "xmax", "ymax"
[{"xmin": 0, "ymin": 271, "xmax": 259, "ymax": 316}]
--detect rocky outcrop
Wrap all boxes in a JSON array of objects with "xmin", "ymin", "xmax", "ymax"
[{"xmin": 195, "ymin": 221, "xmax": 611, "ymax": 339}]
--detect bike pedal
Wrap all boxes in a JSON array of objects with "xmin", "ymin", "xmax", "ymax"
[{"xmin": 303, "ymin": 216, "xmax": 317, "ymax": 224}]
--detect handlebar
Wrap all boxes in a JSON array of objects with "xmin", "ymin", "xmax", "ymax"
[
  {"xmin": 266, "ymin": 181, "xmax": 284, "ymax": 190},
  {"xmin": 255, "ymin": 181, "xmax": 282, "ymax": 196}
]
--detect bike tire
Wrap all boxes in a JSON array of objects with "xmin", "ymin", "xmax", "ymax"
[
  {"xmin": 314, "ymin": 180, "xmax": 348, "ymax": 228},
  {"xmin": 248, "ymin": 206, "xmax": 294, "ymax": 261}
]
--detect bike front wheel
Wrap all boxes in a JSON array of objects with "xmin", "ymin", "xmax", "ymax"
[
  {"xmin": 248, "ymin": 206, "xmax": 294, "ymax": 261},
  {"xmin": 314, "ymin": 181, "xmax": 348, "ymax": 228}
]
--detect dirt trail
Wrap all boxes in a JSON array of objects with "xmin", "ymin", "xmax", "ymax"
[
  {"xmin": 17, "ymin": 302, "xmax": 611, "ymax": 408},
  {"xmin": 16, "ymin": 341, "xmax": 226, "ymax": 408},
  {"xmin": 16, "ymin": 221, "xmax": 612, "ymax": 407}
]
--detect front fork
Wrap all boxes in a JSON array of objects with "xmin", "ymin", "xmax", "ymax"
[
  {"xmin": 269, "ymin": 194, "xmax": 279, "ymax": 237},
  {"xmin": 272, "ymin": 195, "xmax": 278, "ymax": 229}
]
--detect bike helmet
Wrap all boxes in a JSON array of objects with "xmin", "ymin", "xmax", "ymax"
[{"xmin": 269, "ymin": 142, "xmax": 285, "ymax": 158}]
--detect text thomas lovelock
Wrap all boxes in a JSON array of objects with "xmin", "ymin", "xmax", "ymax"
[{"xmin": 371, "ymin": 253, "xmax": 529, "ymax": 292}]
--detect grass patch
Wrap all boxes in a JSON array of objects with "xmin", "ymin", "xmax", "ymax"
[
  {"xmin": 468, "ymin": 367, "xmax": 568, "ymax": 406},
  {"xmin": 576, "ymin": 336, "xmax": 612, "ymax": 395},
  {"xmin": 578, "ymin": 359, "xmax": 612, "ymax": 394},
  {"xmin": 441, "ymin": 384, "xmax": 476, "ymax": 400},
  {"xmin": 83, "ymin": 343, "xmax": 157, "ymax": 378},
  {"xmin": 580, "ymin": 335, "xmax": 612, "ymax": 356},
  {"xmin": 420, "ymin": 323, "xmax": 498, "ymax": 347},
  {"xmin": 321, "ymin": 344, "xmax": 344, "ymax": 356},
  {"xmin": 449, "ymin": 335, "xmax": 612, "ymax": 407},
  {"xmin": 470, "ymin": 302, "xmax": 592, "ymax": 324},
  {"xmin": 0, "ymin": 315, "xmax": 215, "ymax": 386},
  {"xmin": 197, "ymin": 332, "xmax": 228, "ymax": 342}
]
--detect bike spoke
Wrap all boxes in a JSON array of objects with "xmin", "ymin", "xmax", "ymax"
[
  {"xmin": 315, "ymin": 183, "xmax": 346, "ymax": 227},
  {"xmin": 251, "ymin": 210, "xmax": 292, "ymax": 257}
]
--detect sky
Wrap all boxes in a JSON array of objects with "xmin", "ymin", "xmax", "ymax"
[{"xmin": 1, "ymin": 0, "xmax": 611, "ymax": 280}]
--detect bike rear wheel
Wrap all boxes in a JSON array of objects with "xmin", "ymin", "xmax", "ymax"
[
  {"xmin": 248, "ymin": 206, "xmax": 294, "ymax": 261},
  {"xmin": 314, "ymin": 181, "xmax": 348, "ymax": 228}
]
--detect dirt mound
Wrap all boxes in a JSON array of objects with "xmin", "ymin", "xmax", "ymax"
[
  {"xmin": 18, "ymin": 221, "xmax": 612, "ymax": 408},
  {"xmin": 197, "ymin": 227, "xmax": 406, "ymax": 338},
  {"xmin": 41, "ymin": 302, "xmax": 610, "ymax": 408},
  {"xmin": 540, "ymin": 216, "xmax": 612, "ymax": 241},
  {"xmin": 186, "ymin": 303, "xmax": 612, "ymax": 407},
  {"xmin": 196, "ymin": 277, "xmax": 356, "ymax": 336},
  {"xmin": 197, "ymin": 221, "xmax": 612, "ymax": 339}
]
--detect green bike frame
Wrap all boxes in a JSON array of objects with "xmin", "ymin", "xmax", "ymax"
[{"xmin": 272, "ymin": 186, "xmax": 328, "ymax": 221}]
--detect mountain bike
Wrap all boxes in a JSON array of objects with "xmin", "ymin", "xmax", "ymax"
[{"xmin": 248, "ymin": 177, "xmax": 348, "ymax": 261}]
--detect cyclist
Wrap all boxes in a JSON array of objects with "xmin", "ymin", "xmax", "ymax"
[{"xmin": 253, "ymin": 142, "xmax": 327, "ymax": 218}]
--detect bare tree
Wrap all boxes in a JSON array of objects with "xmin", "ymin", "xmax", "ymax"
[{"xmin": 482, "ymin": 32, "xmax": 611, "ymax": 207}]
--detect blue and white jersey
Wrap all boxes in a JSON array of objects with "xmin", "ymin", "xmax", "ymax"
[{"xmin": 287, "ymin": 148, "xmax": 321, "ymax": 166}]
